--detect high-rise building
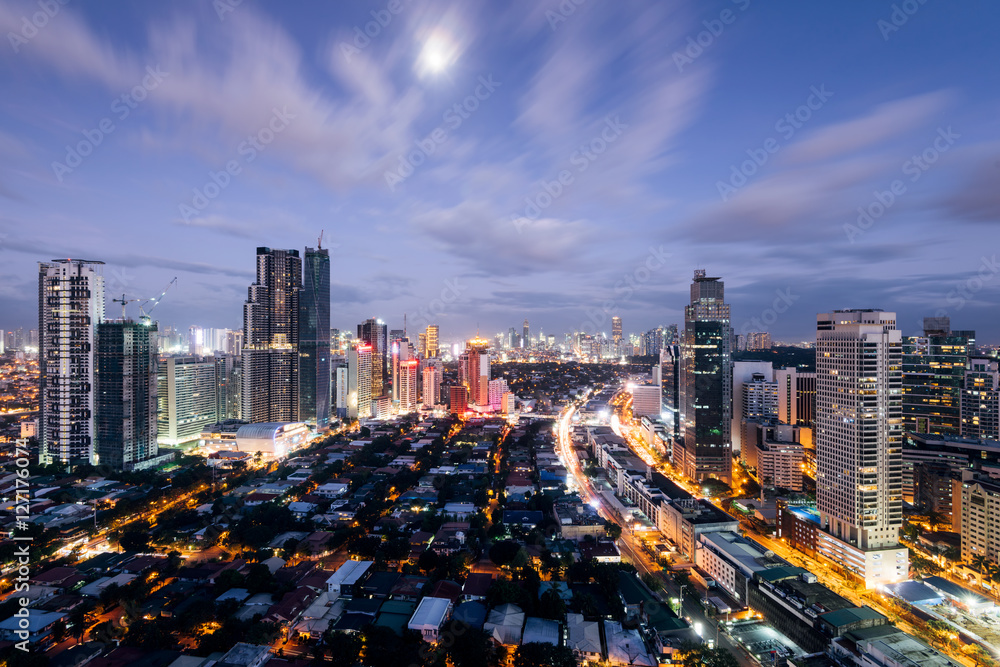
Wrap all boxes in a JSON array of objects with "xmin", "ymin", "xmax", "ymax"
[
  {"xmin": 299, "ymin": 246, "xmax": 331, "ymax": 431},
  {"xmin": 449, "ymin": 385, "xmax": 469, "ymax": 414},
  {"xmin": 522, "ymin": 319, "xmax": 529, "ymax": 349},
  {"xmin": 422, "ymin": 364, "xmax": 441, "ymax": 408},
  {"xmin": 661, "ymin": 345, "xmax": 680, "ymax": 439},
  {"xmin": 418, "ymin": 332, "xmax": 427, "ymax": 358},
  {"xmin": 38, "ymin": 259, "xmax": 105, "ymax": 466},
  {"xmin": 611, "ymin": 316, "xmax": 623, "ymax": 357},
  {"xmin": 488, "ymin": 378, "xmax": 509, "ymax": 411},
  {"xmin": 641, "ymin": 328, "xmax": 663, "ymax": 356},
  {"xmin": 425, "ymin": 324, "xmax": 439, "ymax": 358},
  {"xmin": 333, "ymin": 362, "xmax": 348, "ymax": 419},
  {"xmin": 677, "ymin": 270, "xmax": 732, "ymax": 484},
  {"xmin": 746, "ymin": 332, "xmax": 772, "ymax": 352},
  {"xmin": 214, "ymin": 355, "xmax": 241, "ymax": 421},
  {"xmin": 242, "ymin": 247, "xmax": 301, "ymax": 423},
  {"xmin": 731, "ymin": 361, "xmax": 774, "ymax": 454},
  {"xmin": 347, "ymin": 343, "xmax": 372, "ymax": 420},
  {"xmin": 631, "ymin": 385, "xmax": 662, "ymax": 418},
  {"xmin": 358, "ymin": 318, "xmax": 388, "ymax": 398},
  {"xmin": 461, "ymin": 336, "xmax": 491, "ymax": 408},
  {"xmin": 902, "ymin": 317, "xmax": 974, "ymax": 437},
  {"xmin": 815, "ymin": 309, "xmax": 908, "ymax": 588},
  {"xmin": 391, "ymin": 336, "xmax": 411, "ymax": 403},
  {"xmin": 963, "ymin": 357, "xmax": 999, "ymax": 440},
  {"xmin": 960, "ymin": 473, "xmax": 1000, "ymax": 565},
  {"xmin": 398, "ymin": 359, "xmax": 419, "ymax": 414},
  {"xmin": 775, "ymin": 367, "xmax": 817, "ymax": 427},
  {"xmin": 158, "ymin": 356, "xmax": 217, "ymax": 446},
  {"xmin": 226, "ymin": 329, "xmax": 243, "ymax": 356},
  {"xmin": 95, "ymin": 320, "xmax": 158, "ymax": 469},
  {"xmin": 0, "ymin": 330, "xmax": 4, "ymax": 354}
]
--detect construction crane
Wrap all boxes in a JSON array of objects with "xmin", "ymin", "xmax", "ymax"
[
  {"xmin": 317, "ymin": 229, "xmax": 324, "ymax": 250},
  {"xmin": 139, "ymin": 277, "xmax": 177, "ymax": 323},
  {"xmin": 111, "ymin": 293, "xmax": 141, "ymax": 319}
]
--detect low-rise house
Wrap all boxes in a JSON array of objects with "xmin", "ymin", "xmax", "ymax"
[
  {"xmin": 407, "ymin": 596, "xmax": 453, "ymax": 642},
  {"xmin": 522, "ymin": 617, "xmax": 560, "ymax": 646},
  {"xmin": 326, "ymin": 560, "xmax": 373, "ymax": 600},
  {"xmin": 484, "ymin": 603, "xmax": 525, "ymax": 646},
  {"xmin": 461, "ymin": 573, "xmax": 493, "ymax": 601},
  {"xmin": 566, "ymin": 613, "xmax": 602, "ymax": 662}
]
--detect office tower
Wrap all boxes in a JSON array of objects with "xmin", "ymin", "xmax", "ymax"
[
  {"xmin": 188, "ymin": 326, "xmax": 201, "ymax": 355},
  {"xmin": 461, "ymin": 336, "xmax": 491, "ymax": 407},
  {"xmin": 522, "ymin": 319, "xmax": 529, "ymax": 349},
  {"xmin": 38, "ymin": 259, "xmax": 105, "ymax": 466},
  {"xmin": 547, "ymin": 335, "xmax": 555, "ymax": 348},
  {"xmin": 422, "ymin": 364, "xmax": 441, "ymax": 408},
  {"xmin": 214, "ymin": 355, "xmax": 241, "ymax": 421},
  {"xmin": 677, "ymin": 270, "xmax": 732, "ymax": 484},
  {"xmin": 661, "ymin": 345, "xmax": 680, "ymax": 439},
  {"xmin": 391, "ymin": 336, "xmax": 411, "ymax": 402},
  {"xmin": 631, "ymin": 385, "xmax": 662, "ymax": 418},
  {"xmin": 27, "ymin": 329, "xmax": 37, "ymax": 349},
  {"xmin": 0, "ymin": 330, "xmax": 4, "ymax": 354},
  {"xmin": 775, "ymin": 367, "xmax": 817, "ymax": 427},
  {"xmin": 13, "ymin": 328, "xmax": 23, "ymax": 350},
  {"xmin": 743, "ymin": 374, "xmax": 778, "ymax": 420},
  {"xmin": 418, "ymin": 332, "xmax": 427, "ymax": 358},
  {"xmin": 488, "ymin": 378, "xmax": 509, "ymax": 411},
  {"xmin": 815, "ymin": 309, "xmax": 907, "ymax": 587},
  {"xmin": 242, "ymin": 247, "xmax": 302, "ymax": 423},
  {"xmin": 960, "ymin": 473, "xmax": 1000, "ymax": 564},
  {"xmin": 963, "ymin": 357, "xmax": 999, "ymax": 440},
  {"xmin": 226, "ymin": 330, "xmax": 243, "ymax": 356},
  {"xmin": 5, "ymin": 330, "xmax": 14, "ymax": 351},
  {"xmin": 731, "ymin": 361, "xmax": 774, "ymax": 453},
  {"xmin": 347, "ymin": 343, "xmax": 372, "ymax": 420},
  {"xmin": 94, "ymin": 320, "xmax": 158, "ymax": 469},
  {"xmin": 358, "ymin": 318, "xmax": 388, "ymax": 398},
  {"xmin": 398, "ymin": 359, "xmax": 419, "ymax": 414},
  {"xmin": 425, "ymin": 324, "xmax": 439, "ymax": 358},
  {"xmin": 299, "ymin": 246, "xmax": 331, "ymax": 431},
  {"xmin": 664, "ymin": 324, "xmax": 679, "ymax": 346},
  {"xmin": 902, "ymin": 317, "xmax": 974, "ymax": 437},
  {"xmin": 746, "ymin": 332, "xmax": 772, "ymax": 351},
  {"xmin": 449, "ymin": 385, "xmax": 469, "ymax": 414},
  {"xmin": 611, "ymin": 316, "xmax": 623, "ymax": 357},
  {"xmin": 641, "ymin": 328, "xmax": 663, "ymax": 356},
  {"xmin": 158, "ymin": 356, "xmax": 218, "ymax": 445},
  {"xmin": 334, "ymin": 362, "xmax": 348, "ymax": 419}
]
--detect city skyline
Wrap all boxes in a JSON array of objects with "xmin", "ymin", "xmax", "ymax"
[{"xmin": 1, "ymin": 2, "xmax": 999, "ymax": 341}]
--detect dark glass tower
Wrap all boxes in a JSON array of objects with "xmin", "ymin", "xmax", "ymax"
[
  {"xmin": 358, "ymin": 318, "xmax": 388, "ymax": 398},
  {"xmin": 902, "ymin": 317, "xmax": 974, "ymax": 436},
  {"xmin": 242, "ymin": 247, "xmax": 302, "ymax": 423},
  {"xmin": 95, "ymin": 320, "xmax": 159, "ymax": 470},
  {"xmin": 299, "ymin": 247, "xmax": 331, "ymax": 430},
  {"xmin": 678, "ymin": 270, "xmax": 732, "ymax": 484}
]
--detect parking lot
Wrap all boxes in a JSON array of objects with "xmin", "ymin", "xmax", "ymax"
[{"xmin": 728, "ymin": 620, "xmax": 804, "ymax": 663}]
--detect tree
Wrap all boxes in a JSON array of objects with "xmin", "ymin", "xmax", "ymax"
[
  {"xmin": 445, "ymin": 626, "xmax": 502, "ymax": 667},
  {"xmin": 489, "ymin": 540, "xmax": 523, "ymax": 568},
  {"xmin": 513, "ymin": 642, "xmax": 576, "ymax": 667},
  {"xmin": 678, "ymin": 642, "xmax": 739, "ymax": 667},
  {"xmin": 605, "ymin": 522, "xmax": 622, "ymax": 541},
  {"xmin": 537, "ymin": 589, "xmax": 566, "ymax": 620},
  {"xmin": 324, "ymin": 630, "xmax": 362, "ymax": 667}
]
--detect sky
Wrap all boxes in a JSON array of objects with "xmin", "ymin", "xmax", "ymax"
[{"xmin": 1, "ymin": 0, "xmax": 999, "ymax": 344}]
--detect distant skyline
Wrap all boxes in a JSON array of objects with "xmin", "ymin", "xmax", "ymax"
[{"xmin": 2, "ymin": 1, "xmax": 999, "ymax": 342}]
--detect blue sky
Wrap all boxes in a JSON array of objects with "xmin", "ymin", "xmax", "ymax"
[{"xmin": 1, "ymin": 0, "xmax": 999, "ymax": 344}]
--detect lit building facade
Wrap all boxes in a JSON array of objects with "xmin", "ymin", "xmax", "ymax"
[
  {"xmin": 299, "ymin": 246, "xmax": 331, "ymax": 431},
  {"xmin": 963, "ymin": 357, "xmax": 999, "ymax": 440},
  {"xmin": 677, "ymin": 270, "xmax": 732, "ymax": 484},
  {"xmin": 347, "ymin": 343, "xmax": 372, "ymax": 420},
  {"xmin": 902, "ymin": 317, "xmax": 974, "ymax": 437},
  {"xmin": 38, "ymin": 259, "xmax": 105, "ymax": 466},
  {"xmin": 398, "ymin": 359, "xmax": 418, "ymax": 414},
  {"xmin": 358, "ymin": 318, "xmax": 388, "ymax": 398},
  {"xmin": 158, "ymin": 356, "xmax": 217, "ymax": 446},
  {"xmin": 815, "ymin": 309, "xmax": 907, "ymax": 588}
]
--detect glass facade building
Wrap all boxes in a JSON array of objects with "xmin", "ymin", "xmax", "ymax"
[
  {"xmin": 902, "ymin": 317, "xmax": 974, "ymax": 437},
  {"xmin": 299, "ymin": 246, "xmax": 331, "ymax": 430}
]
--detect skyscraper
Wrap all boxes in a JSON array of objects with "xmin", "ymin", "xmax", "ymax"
[
  {"xmin": 774, "ymin": 367, "xmax": 816, "ymax": 427},
  {"xmin": 461, "ymin": 336, "xmax": 491, "ymax": 408},
  {"xmin": 902, "ymin": 317, "xmax": 974, "ymax": 437},
  {"xmin": 214, "ymin": 355, "xmax": 242, "ymax": 421},
  {"xmin": 422, "ymin": 364, "xmax": 441, "ymax": 408},
  {"xmin": 347, "ymin": 343, "xmax": 372, "ymax": 420},
  {"xmin": 731, "ymin": 361, "xmax": 775, "ymax": 454},
  {"xmin": 358, "ymin": 318, "xmax": 388, "ymax": 398},
  {"xmin": 522, "ymin": 319, "xmax": 529, "ymax": 349},
  {"xmin": 242, "ymin": 247, "xmax": 302, "ymax": 423},
  {"xmin": 611, "ymin": 316, "xmax": 623, "ymax": 357},
  {"xmin": 299, "ymin": 246, "xmax": 331, "ymax": 431},
  {"xmin": 425, "ymin": 324, "xmax": 439, "ymax": 358},
  {"xmin": 963, "ymin": 357, "xmax": 999, "ymax": 440},
  {"xmin": 158, "ymin": 356, "xmax": 217, "ymax": 446},
  {"xmin": 38, "ymin": 259, "xmax": 105, "ymax": 466},
  {"xmin": 815, "ymin": 309, "xmax": 908, "ymax": 587},
  {"xmin": 398, "ymin": 359, "xmax": 418, "ymax": 414},
  {"xmin": 94, "ymin": 320, "xmax": 158, "ymax": 470},
  {"xmin": 677, "ymin": 270, "xmax": 732, "ymax": 484},
  {"xmin": 661, "ymin": 345, "xmax": 680, "ymax": 440}
]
